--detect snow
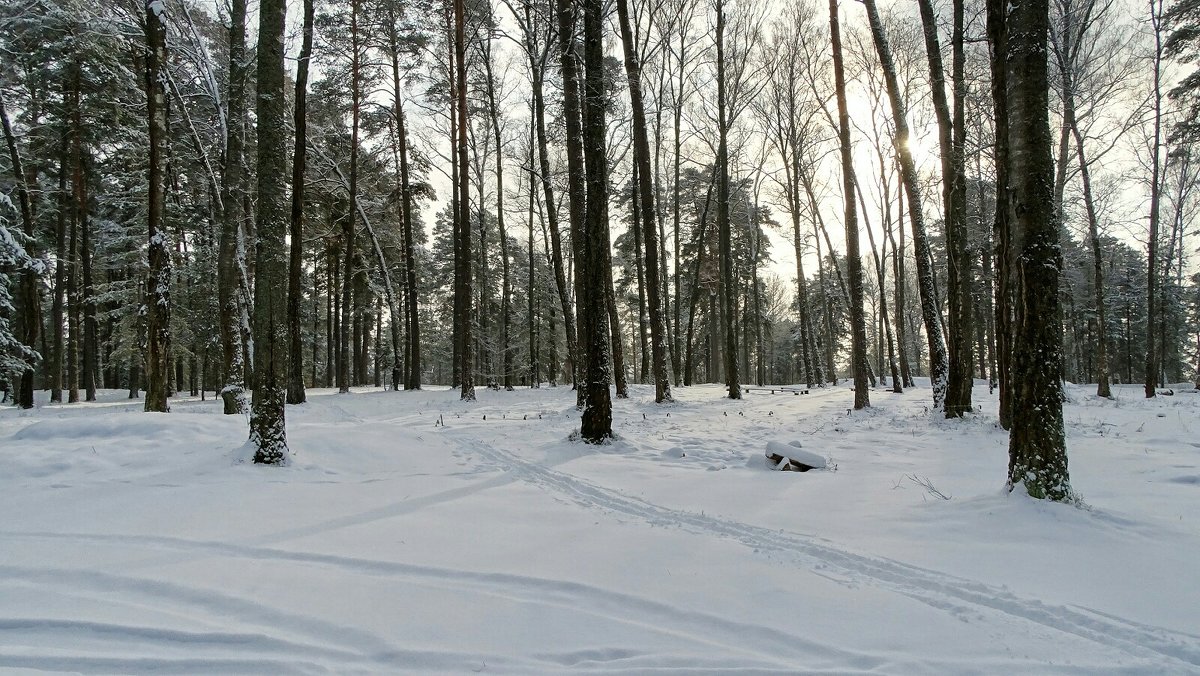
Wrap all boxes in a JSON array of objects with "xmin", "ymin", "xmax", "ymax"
[
  {"xmin": 764, "ymin": 439, "xmax": 828, "ymax": 469},
  {"xmin": 2, "ymin": 381, "xmax": 1199, "ymax": 673}
]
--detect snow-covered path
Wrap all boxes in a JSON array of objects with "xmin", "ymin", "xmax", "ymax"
[{"xmin": 2, "ymin": 382, "xmax": 1198, "ymax": 673}]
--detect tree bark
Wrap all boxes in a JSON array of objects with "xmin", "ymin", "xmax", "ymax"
[
  {"xmin": 381, "ymin": 12, "xmax": 421, "ymax": 391},
  {"xmin": 144, "ymin": 0, "xmax": 172, "ymax": 413},
  {"xmin": 1146, "ymin": 0, "xmax": 1164, "ymax": 398},
  {"xmin": 616, "ymin": 0, "xmax": 672, "ymax": 402},
  {"xmin": 250, "ymin": 0, "xmax": 290, "ymax": 463},
  {"xmin": 829, "ymin": 0, "xmax": 869, "ymax": 409},
  {"xmin": 219, "ymin": 0, "xmax": 249, "ymax": 414},
  {"xmin": 76, "ymin": 142, "xmax": 97, "ymax": 402},
  {"xmin": 50, "ymin": 136, "xmax": 69, "ymax": 403},
  {"xmin": 0, "ymin": 88, "xmax": 39, "ymax": 409},
  {"xmin": 287, "ymin": 0, "xmax": 314, "ymax": 404},
  {"xmin": 715, "ymin": 0, "xmax": 740, "ymax": 400},
  {"xmin": 916, "ymin": 0, "xmax": 973, "ymax": 416},
  {"xmin": 863, "ymin": 0, "xmax": 949, "ymax": 408},
  {"xmin": 856, "ymin": 183, "xmax": 902, "ymax": 393},
  {"xmin": 987, "ymin": 0, "xmax": 1014, "ymax": 428},
  {"xmin": 454, "ymin": 0, "xmax": 475, "ymax": 401},
  {"xmin": 579, "ymin": 0, "xmax": 613, "ymax": 440},
  {"xmin": 529, "ymin": 38, "xmax": 578, "ymax": 389},
  {"xmin": 340, "ymin": 0, "xmax": 362, "ymax": 395},
  {"xmin": 554, "ymin": 0, "xmax": 589, "ymax": 405},
  {"xmin": 1002, "ymin": 0, "xmax": 1072, "ymax": 500},
  {"xmin": 1067, "ymin": 114, "xmax": 1111, "ymax": 397},
  {"xmin": 480, "ymin": 45, "xmax": 514, "ymax": 390}
]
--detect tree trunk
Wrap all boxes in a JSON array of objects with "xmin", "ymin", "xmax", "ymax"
[
  {"xmin": 287, "ymin": 0, "xmax": 314, "ymax": 405},
  {"xmin": 0, "ymin": 88, "xmax": 39, "ymax": 409},
  {"xmin": 76, "ymin": 147, "xmax": 97, "ymax": 402},
  {"xmin": 400, "ymin": 101, "xmax": 420, "ymax": 391},
  {"xmin": 857, "ymin": 184, "xmax": 902, "ymax": 393},
  {"xmin": 50, "ymin": 137, "xmax": 69, "ymax": 403},
  {"xmin": 715, "ymin": 0, "xmax": 740, "ymax": 400},
  {"xmin": 1146, "ymin": 0, "xmax": 1164, "ymax": 398},
  {"xmin": 987, "ymin": 0, "xmax": 1014, "ymax": 427},
  {"xmin": 327, "ymin": 237, "xmax": 338, "ymax": 387},
  {"xmin": 888, "ymin": 177, "xmax": 914, "ymax": 387},
  {"xmin": 340, "ymin": 0, "xmax": 362, "ymax": 395},
  {"xmin": 454, "ymin": 0, "xmax": 475, "ymax": 401},
  {"xmin": 478, "ymin": 40, "xmax": 514, "ymax": 391},
  {"xmin": 527, "ymin": 115, "xmax": 540, "ymax": 388},
  {"xmin": 632, "ymin": 167, "xmax": 650, "ymax": 383},
  {"xmin": 672, "ymin": 27, "xmax": 688, "ymax": 386},
  {"xmin": 914, "ymin": 0, "xmax": 971, "ymax": 415},
  {"xmin": 1002, "ymin": 0, "xmax": 1072, "ymax": 500},
  {"xmin": 381, "ymin": 19, "xmax": 420, "ymax": 392},
  {"xmin": 683, "ymin": 171, "xmax": 716, "ymax": 385},
  {"xmin": 554, "ymin": 0, "xmax": 589, "ymax": 405},
  {"xmin": 829, "ymin": 0, "xmax": 869, "ymax": 409},
  {"xmin": 447, "ymin": 4, "xmax": 462, "ymax": 390},
  {"xmin": 579, "ymin": 0, "xmax": 613, "ymax": 439},
  {"xmin": 250, "ymin": 0, "xmax": 290, "ymax": 463},
  {"xmin": 863, "ymin": 0, "xmax": 949, "ymax": 407},
  {"xmin": 1067, "ymin": 115, "xmax": 1111, "ymax": 397},
  {"xmin": 67, "ymin": 193, "xmax": 79, "ymax": 404},
  {"xmin": 144, "ymin": 0, "xmax": 172, "ymax": 413},
  {"xmin": 533, "ymin": 93, "xmax": 577, "ymax": 389},
  {"xmin": 616, "ymin": 0, "xmax": 672, "ymax": 402},
  {"xmin": 219, "ymin": 0, "xmax": 249, "ymax": 414}
]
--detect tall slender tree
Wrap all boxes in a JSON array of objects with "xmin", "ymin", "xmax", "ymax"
[
  {"xmin": 219, "ymin": 0, "xmax": 249, "ymax": 414},
  {"xmin": 829, "ymin": 0, "xmax": 869, "ymax": 409},
  {"xmin": 0, "ymin": 87, "xmax": 38, "ymax": 410},
  {"xmin": 455, "ymin": 0, "xmax": 476, "ymax": 401},
  {"xmin": 251, "ymin": 0, "xmax": 290, "ymax": 463},
  {"xmin": 553, "ymin": 0, "xmax": 589, "ymax": 404},
  {"xmin": 287, "ymin": 0, "xmax": 315, "ymax": 404},
  {"xmin": 579, "ymin": 0, "xmax": 612, "ymax": 439},
  {"xmin": 916, "ymin": 0, "xmax": 973, "ymax": 416},
  {"xmin": 1146, "ymin": 0, "xmax": 1166, "ymax": 398},
  {"xmin": 714, "ymin": 0, "xmax": 740, "ymax": 399},
  {"xmin": 339, "ymin": 0, "xmax": 363, "ymax": 395},
  {"xmin": 616, "ymin": 0, "xmax": 672, "ymax": 403},
  {"xmin": 144, "ymin": 0, "xmax": 172, "ymax": 414},
  {"xmin": 862, "ymin": 0, "xmax": 949, "ymax": 410},
  {"xmin": 1001, "ymin": 0, "xmax": 1072, "ymax": 500}
]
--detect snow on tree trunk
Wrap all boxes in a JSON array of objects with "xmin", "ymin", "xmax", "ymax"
[
  {"xmin": 863, "ymin": 0, "xmax": 949, "ymax": 411},
  {"xmin": 829, "ymin": 0, "xmax": 870, "ymax": 410},
  {"xmin": 616, "ymin": 0, "xmax": 672, "ymax": 403},
  {"xmin": 579, "ymin": 0, "xmax": 613, "ymax": 441},
  {"xmin": 250, "ymin": 0, "xmax": 290, "ymax": 463},
  {"xmin": 143, "ymin": 0, "xmax": 172, "ymax": 414},
  {"xmin": 219, "ymin": 0, "xmax": 249, "ymax": 415},
  {"xmin": 1002, "ymin": 0, "xmax": 1073, "ymax": 501}
]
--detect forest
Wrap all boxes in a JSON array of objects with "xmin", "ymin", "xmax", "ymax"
[{"xmin": 2, "ymin": 0, "xmax": 1200, "ymax": 501}]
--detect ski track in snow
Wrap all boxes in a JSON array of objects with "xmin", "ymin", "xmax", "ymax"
[
  {"xmin": 437, "ymin": 429, "xmax": 1200, "ymax": 672},
  {"xmin": 0, "ymin": 536, "xmax": 875, "ymax": 673},
  {"xmin": 3, "ymin": 384, "xmax": 1199, "ymax": 673}
]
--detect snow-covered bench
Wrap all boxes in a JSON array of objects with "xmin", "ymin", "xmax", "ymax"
[
  {"xmin": 764, "ymin": 440, "xmax": 826, "ymax": 472},
  {"xmin": 743, "ymin": 387, "xmax": 810, "ymax": 395}
]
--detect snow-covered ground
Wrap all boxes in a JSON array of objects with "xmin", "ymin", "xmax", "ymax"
[{"xmin": 2, "ymin": 380, "xmax": 1198, "ymax": 674}]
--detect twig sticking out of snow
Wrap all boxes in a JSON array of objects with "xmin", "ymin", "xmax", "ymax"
[{"xmin": 905, "ymin": 474, "xmax": 951, "ymax": 500}]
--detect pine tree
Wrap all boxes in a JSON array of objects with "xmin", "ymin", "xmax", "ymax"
[
  {"xmin": 250, "ymin": 0, "xmax": 290, "ymax": 463},
  {"xmin": 287, "ymin": 0, "xmax": 315, "ymax": 405},
  {"xmin": 143, "ymin": 0, "xmax": 172, "ymax": 414},
  {"xmin": 219, "ymin": 0, "xmax": 250, "ymax": 415},
  {"xmin": 579, "ymin": 0, "xmax": 612, "ymax": 440}
]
